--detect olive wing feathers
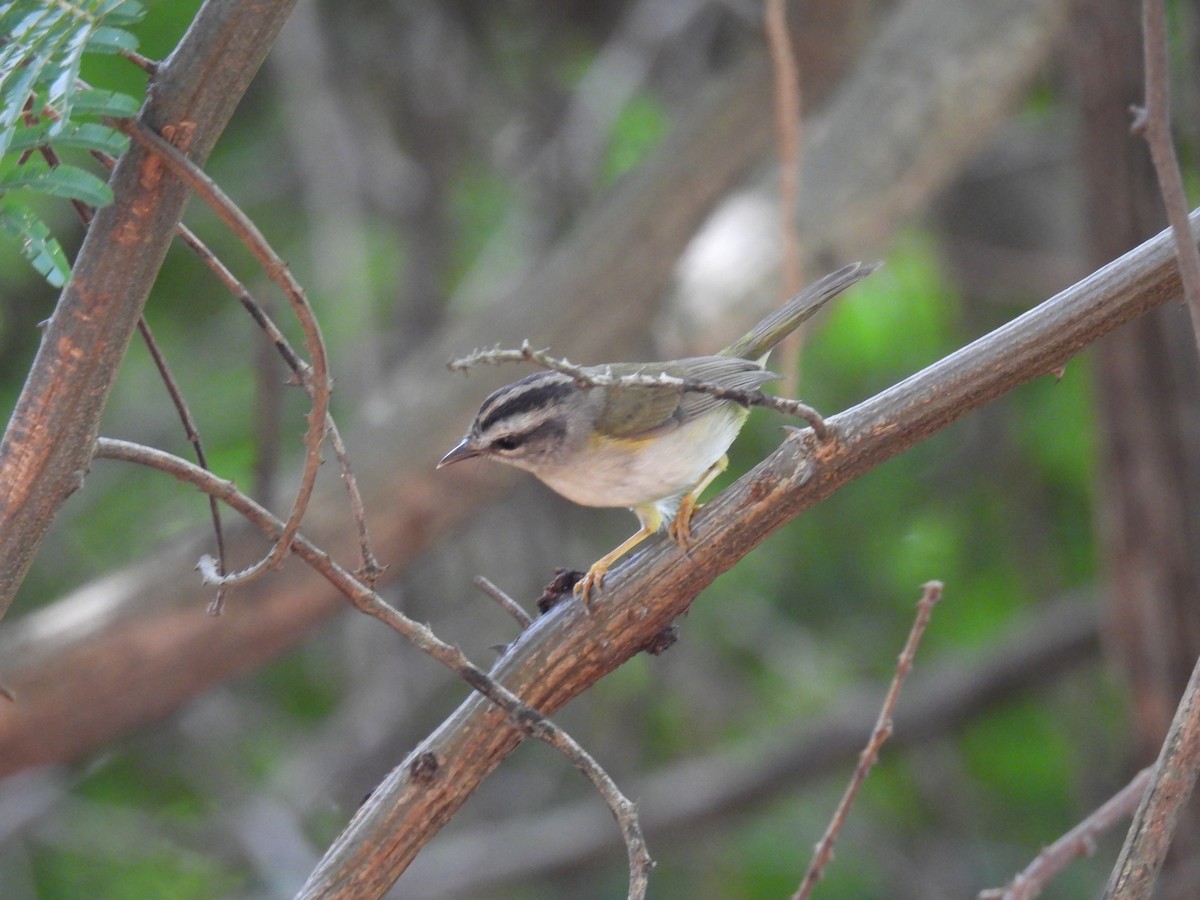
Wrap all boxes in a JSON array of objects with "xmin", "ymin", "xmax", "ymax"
[{"xmin": 592, "ymin": 356, "xmax": 777, "ymax": 439}]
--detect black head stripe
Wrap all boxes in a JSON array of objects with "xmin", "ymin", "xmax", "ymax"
[{"xmin": 478, "ymin": 372, "xmax": 575, "ymax": 433}]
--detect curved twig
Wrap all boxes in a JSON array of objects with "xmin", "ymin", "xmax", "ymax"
[
  {"xmin": 91, "ymin": 436, "xmax": 651, "ymax": 899},
  {"xmin": 116, "ymin": 119, "xmax": 332, "ymax": 590}
]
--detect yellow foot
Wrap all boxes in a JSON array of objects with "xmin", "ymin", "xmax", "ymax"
[
  {"xmin": 574, "ymin": 561, "xmax": 609, "ymax": 608},
  {"xmin": 668, "ymin": 496, "xmax": 699, "ymax": 548}
]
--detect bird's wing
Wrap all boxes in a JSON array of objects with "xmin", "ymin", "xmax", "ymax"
[{"xmin": 592, "ymin": 357, "xmax": 776, "ymax": 439}]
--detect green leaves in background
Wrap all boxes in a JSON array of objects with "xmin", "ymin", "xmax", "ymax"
[
  {"xmin": 0, "ymin": 0, "xmax": 146, "ymax": 286},
  {"xmin": 1, "ymin": 0, "xmax": 145, "ymax": 149}
]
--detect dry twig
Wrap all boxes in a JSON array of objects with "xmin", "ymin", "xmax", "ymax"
[
  {"xmin": 474, "ymin": 575, "xmax": 534, "ymax": 630},
  {"xmin": 117, "ymin": 119, "xmax": 332, "ymax": 591},
  {"xmin": 92, "ymin": 437, "xmax": 651, "ymax": 899},
  {"xmin": 792, "ymin": 581, "xmax": 943, "ymax": 900},
  {"xmin": 1105, "ymin": 652, "xmax": 1200, "ymax": 896},
  {"xmin": 449, "ymin": 342, "xmax": 829, "ymax": 438},
  {"xmin": 1102, "ymin": 3, "xmax": 1200, "ymax": 894},
  {"xmin": 981, "ymin": 767, "xmax": 1151, "ymax": 900},
  {"xmin": 34, "ymin": 101, "xmax": 233, "ymax": 611},
  {"xmin": 765, "ymin": 0, "xmax": 803, "ymax": 296},
  {"xmin": 1131, "ymin": 0, "xmax": 1200, "ymax": 344}
]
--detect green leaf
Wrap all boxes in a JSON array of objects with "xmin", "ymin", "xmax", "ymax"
[
  {"xmin": 86, "ymin": 25, "xmax": 139, "ymax": 55},
  {"xmin": 0, "ymin": 201, "xmax": 71, "ymax": 287},
  {"xmin": 0, "ymin": 161, "xmax": 113, "ymax": 207},
  {"xmin": 100, "ymin": 1, "xmax": 147, "ymax": 27},
  {"xmin": 6, "ymin": 120, "xmax": 129, "ymax": 156},
  {"xmin": 70, "ymin": 86, "xmax": 139, "ymax": 118},
  {"xmin": 0, "ymin": 0, "xmax": 147, "ymax": 135}
]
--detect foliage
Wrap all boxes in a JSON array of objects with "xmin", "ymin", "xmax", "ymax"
[
  {"xmin": 0, "ymin": 1, "xmax": 1180, "ymax": 897},
  {"xmin": 0, "ymin": 0, "xmax": 144, "ymax": 286}
]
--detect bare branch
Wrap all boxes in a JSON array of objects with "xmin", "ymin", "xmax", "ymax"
[
  {"xmin": 765, "ymin": 0, "xmax": 803, "ymax": 295},
  {"xmin": 91, "ymin": 436, "xmax": 650, "ymax": 899},
  {"xmin": 982, "ymin": 767, "xmax": 1151, "ymax": 900},
  {"xmin": 35, "ymin": 108, "xmax": 232, "ymax": 613},
  {"xmin": 399, "ymin": 594, "xmax": 1098, "ymax": 895},
  {"xmin": 1132, "ymin": 0, "xmax": 1200, "ymax": 347},
  {"xmin": 792, "ymin": 581, "xmax": 942, "ymax": 899},
  {"xmin": 295, "ymin": 209, "xmax": 1199, "ymax": 894},
  {"xmin": 117, "ymin": 118, "xmax": 332, "ymax": 592},
  {"xmin": 0, "ymin": 0, "xmax": 300, "ymax": 620},
  {"xmin": 1105, "ymin": 651, "xmax": 1200, "ymax": 896},
  {"xmin": 474, "ymin": 575, "xmax": 534, "ymax": 630}
]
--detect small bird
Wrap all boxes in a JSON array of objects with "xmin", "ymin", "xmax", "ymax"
[{"xmin": 439, "ymin": 262, "xmax": 878, "ymax": 604}]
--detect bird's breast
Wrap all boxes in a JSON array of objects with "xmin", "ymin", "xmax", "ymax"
[{"xmin": 532, "ymin": 404, "xmax": 749, "ymax": 510}]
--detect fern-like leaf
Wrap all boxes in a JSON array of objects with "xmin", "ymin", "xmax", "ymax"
[
  {"xmin": 0, "ymin": 161, "xmax": 114, "ymax": 207},
  {"xmin": 6, "ymin": 120, "xmax": 128, "ymax": 156},
  {"xmin": 0, "ymin": 199, "xmax": 71, "ymax": 287},
  {"xmin": 0, "ymin": 0, "xmax": 146, "ymax": 152}
]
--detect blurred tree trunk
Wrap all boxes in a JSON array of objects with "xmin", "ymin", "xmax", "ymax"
[{"xmin": 1071, "ymin": 0, "xmax": 1200, "ymax": 891}]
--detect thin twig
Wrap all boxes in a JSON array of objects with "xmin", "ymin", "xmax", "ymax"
[
  {"xmin": 92, "ymin": 436, "xmax": 651, "ymax": 898},
  {"xmin": 449, "ymin": 342, "xmax": 829, "ymax": 438},
  {"xmin": 980, "ymin": 766, "xmax": 1151, "ymax": 900},
  {"xmin": 91, "ymin": 138, "xmax": 382, "ymax": 596},
  {"xmin": 327, "ymin": 419, "xmax": 385, "ymax": 585},
  {"xmin": 1132, "ymin": 0, "xmax": 1200, "ymax": 349},
  {"xmin": 1102, "ymin": 5, "xmax": 1200, "ymax": 893},
  {"xmin": 473, "ymin": 575, "xmax": 535, "ymax": 630},
  {"xmin": 116, "ymin": 118, "xmax": 333, "ymax": 590},
  {"xmin": 764, "ymin": 0, "xmax": 803, "ymax": 296},
  {"xmin": 33, "ymin": 106, "xmax": 232, "ymax": 610},
  {"xmin": 118, "ymin": 48, "xmax": 158, "ymax": 74},
  {"xmin": 792, "ymin": 581, "xmax": 943, "ymax": 900},
  {"xmin": 135, "ymin": 317, "xmax": 231, "ymax": 614}
]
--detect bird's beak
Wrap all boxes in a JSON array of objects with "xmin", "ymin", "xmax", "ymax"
[{"xmin": 438, "ymin": 438, "xmax": 482, "ymax": 468}]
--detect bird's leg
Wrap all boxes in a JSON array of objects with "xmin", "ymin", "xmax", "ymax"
[
  {"xmin": 668, "ymin": 454, "xmax": 728, "ymax": 548},
  {"xmin": 575, "ymin": 526, "xmax": 656, "ymax": 607}
]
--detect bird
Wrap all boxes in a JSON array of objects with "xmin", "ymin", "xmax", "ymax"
[{"xmin": 438, "ymin": 261, "xmax": 879, "ymax": 604}]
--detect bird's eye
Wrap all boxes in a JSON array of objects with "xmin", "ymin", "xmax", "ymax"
[{"xmin": 492, "ymin": 435, "xmax": 520, "ymax": 452}]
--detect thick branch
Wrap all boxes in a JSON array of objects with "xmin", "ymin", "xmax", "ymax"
[
  {"xmin": 1105, "ymin": 652, "xmax": 1200, "ymax": 896},
  {"xmin": 0, "ymin": 0, "xmax": 298, "ymax": 619},
  {"xmin": 299, "ymin": 211, "xmax": 1199, "ymax": 896},
  {"xmin": 0, "ymin": 0, "xmax": 1068, "ymax": 781},
  {"xmin": 397, "ymin": 595, "xmax": 1097, "ymax": 896}
]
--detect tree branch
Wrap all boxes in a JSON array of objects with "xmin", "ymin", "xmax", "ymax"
[
  {"xmin": 396, "ymin": 594, "xmax": 1098, "ymax": 896},
  {"xmin": 0, "ymin": 0, "xmax": 299, "ymax": 620},
  {"xmin": 92, "ymin": 437, "xmax": 652, "ymax": 899},
  {"xmin": 299, "ymin": 210, "xmax": 1200, "ymax": 896},
  {"xmin": 0, "ymin": 0, "xmax": 1072, "ymax": 784}
]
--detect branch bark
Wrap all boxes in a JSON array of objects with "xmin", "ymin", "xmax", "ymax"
[
  {"xmin": 298, "ymin": 209, "xmax": 1199, "ymax": 896},
  {"xmin": 397, "ymin": 595, "xmax": 1098, "ymax": 896},
  {"xmin": 0, "ymin": 0, "xmax": 299, "ymax": 619}
]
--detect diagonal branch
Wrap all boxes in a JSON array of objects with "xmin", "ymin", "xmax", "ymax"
[
  {"xmin": 92, "ymin": 436, "xmax": 652, "ymax": 899},
  {"xmin": 298, "ymin": 211, "xmax": 1200, "ymax": 897}
]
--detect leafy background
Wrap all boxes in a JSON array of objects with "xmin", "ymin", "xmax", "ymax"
[{"xmin": 0, "ymin": 1, "xmax": 1181, "ymax": 898}]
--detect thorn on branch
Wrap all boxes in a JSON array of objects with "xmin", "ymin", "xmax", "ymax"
[
  {"xmin": 538, "ymin": 569, "xmax": 584, "ymax": 614},
  {"xmin": 1129, "ymin": 103, "xmax": 1149, "ymax": 135},
  {"xmin": 409, "ymin": 751, "xmax": 440, "ymax": 785},
  {"xmin": 449, "ymin": 344, "xmax": 830, "ymax": 437},
  {"xmin": 642, "ymin": 625, "xmax": 679, "ymax": 656}
]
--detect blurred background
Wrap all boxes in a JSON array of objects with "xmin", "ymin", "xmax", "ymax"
[{"xmin": 1, "ymin": 0, "xmax": 1198, "ymax": 897}]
